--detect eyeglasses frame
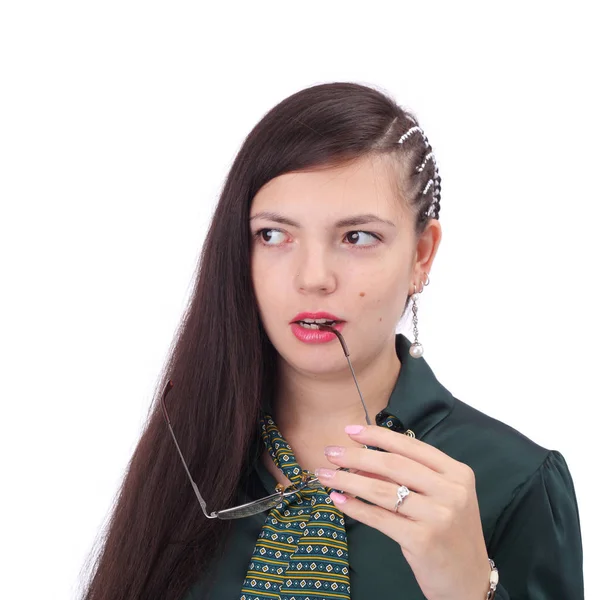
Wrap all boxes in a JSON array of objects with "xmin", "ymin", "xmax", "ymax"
[{"xmin": 161, "ymin": 324, "xmax": 374, "ymax": 520}]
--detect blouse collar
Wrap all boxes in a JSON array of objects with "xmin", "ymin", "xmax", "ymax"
[{"xmin": 376, "ymin": 333, "xmax": 455, "ymax": 439}]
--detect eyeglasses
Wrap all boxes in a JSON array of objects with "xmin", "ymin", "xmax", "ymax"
[{"xmin": 161, "ymin": 324, "xmax": 374, "ymax": 519}]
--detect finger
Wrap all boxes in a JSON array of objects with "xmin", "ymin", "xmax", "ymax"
[
  {"xmin": 324, "ymin": 445, "xmax": 444, "ymax": 496},
  {"xmin": 328, "ymin": 490, "xmax": 419, "ymax": 548},
  {"xmin": 316, "ymin": 467, "xmax": 432, "ymax": 521},
  {"xmin": 353, "ymin": 469, "xmax": 395, "ymax": 484},
  {"xmin": 344, "ymin": 425, "xmax": 456, "ymax": 474}
]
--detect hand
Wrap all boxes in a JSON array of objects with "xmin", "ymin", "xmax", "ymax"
[{"xmin": 314, "ymin": 424, "xmax": 491, "ymax": 600}]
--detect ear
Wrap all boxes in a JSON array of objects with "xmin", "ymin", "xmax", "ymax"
[{"xmin": 412, "ymin": 219, "xmax": 442, "ymax": 279}]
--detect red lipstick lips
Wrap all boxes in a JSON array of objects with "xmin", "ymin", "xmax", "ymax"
[{"xmin": 290, "ymin": 312, "xmax": 346, "ymax": 344}]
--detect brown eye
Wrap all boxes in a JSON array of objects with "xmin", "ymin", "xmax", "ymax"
[
  {"xmin": 345, "ymin": 231, "xmax": 379, "ymax": 246},
  {"xmin": 257, "ymin": 229, "xmax": 286, "ymax": 245}
]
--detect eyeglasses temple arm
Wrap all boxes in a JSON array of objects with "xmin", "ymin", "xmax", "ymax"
[
  {"xmin": 316, "ymin": 325, "xmax": 372, "ymax": 426},
  {"xmin": 161, "ymin": 380, "xmax": 218, "ymax": 519}
]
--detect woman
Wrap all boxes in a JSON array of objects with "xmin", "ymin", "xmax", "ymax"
[{"xmin": 80, "ymin": 82, "xmax": 584, "ymax": 600}]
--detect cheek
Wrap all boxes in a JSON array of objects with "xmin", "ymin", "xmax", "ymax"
[
  {"xmin": 357, "ymin": 274, "xmax": 408, "ymax": 319},
  {"xmin": 251, "ymin": 254, "xmax": 287, "ymax": 321},
  {"xmin": 250, "ymin": 254, "xmax": 268, "ymax": 305}
]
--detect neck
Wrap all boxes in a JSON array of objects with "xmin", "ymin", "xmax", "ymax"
[{"xmin": 272, "ymin": 337, "xmax": 401, "ymax": 439}]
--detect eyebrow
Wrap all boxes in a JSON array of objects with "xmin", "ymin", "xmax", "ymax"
[{"xmin": 249, "ymin": 211, "xmax": 396, "ymax": 228}]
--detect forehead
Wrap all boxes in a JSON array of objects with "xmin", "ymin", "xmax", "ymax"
[{"xmin": 251, "ymin": 154, "xmax": 405, "ymax": 219}]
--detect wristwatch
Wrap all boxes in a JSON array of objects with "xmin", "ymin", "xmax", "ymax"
[{"xmin": 486, "ymin": 558, "xmax": 499, "ymax": 599}]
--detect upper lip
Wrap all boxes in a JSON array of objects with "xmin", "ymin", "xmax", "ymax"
[{"xmin": 290, "ymin": 311, "xmax": 345, "ymax": 324}]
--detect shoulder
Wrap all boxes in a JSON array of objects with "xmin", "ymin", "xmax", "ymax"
[
  {"xmin": 442, "ymin": 396, "xmax": 551, "ymax": 468},
  {"xmin": 431, "ymin": 396, "xmax": 565, "ymax": 534}
]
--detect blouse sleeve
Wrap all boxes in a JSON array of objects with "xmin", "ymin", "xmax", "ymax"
[{"xmin": 487, "ymin": 450, "xmax": 584, "ymax": 599}]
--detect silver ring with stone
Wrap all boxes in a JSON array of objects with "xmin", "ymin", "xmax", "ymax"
[{"xmin": 394, "ymin": 485, "xmax": 411, "ymax": 512}]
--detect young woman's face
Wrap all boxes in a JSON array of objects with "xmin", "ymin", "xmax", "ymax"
[{"xmin": 249, "ymin": 154, "xmax": 438, "ymax": 374}]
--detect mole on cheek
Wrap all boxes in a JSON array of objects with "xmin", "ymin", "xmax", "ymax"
[{"xmin": 359, "ymin": 292, "xmax": 366, "ymax": 297}]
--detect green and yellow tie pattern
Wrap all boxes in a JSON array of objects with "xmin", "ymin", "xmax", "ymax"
[{"xmin": 239, "ymin": 411, "xmax": 403, "ymax": 600}]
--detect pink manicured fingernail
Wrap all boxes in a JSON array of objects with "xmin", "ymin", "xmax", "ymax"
[
  {"xmin": 330, "ymin": 491, "xmax": 347, "ymax": 504},
  {"xmin": 315, "ymin": 467, "xmax": 335, "ymax": 479},
  {"xmin": 324, "ymin": 445, "xmax": 345, "ymax": 457},
  {"xmin": 345, "ymin": 425, "xmax": 365, "ymax": 435}
]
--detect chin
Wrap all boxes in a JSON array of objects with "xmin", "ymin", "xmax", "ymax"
[
  {"xmin": 290, "ymin": 357, "xmax": 346, "ymax": 377},
  {"xmin": 278, "ymin": 340, "xmax": 349, "ymax": 374}
]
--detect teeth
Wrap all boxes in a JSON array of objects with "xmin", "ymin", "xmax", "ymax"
[
  {"xmin": 299, "ymin": 323, "xmax": 321, "ymax": 329},
  {"xmin": 297, "ymin": 319, "xmax": 337, "ymax": 330},
  {"xmin": 300, "ymin": 318, "xmax": 336, "ymax": 324}
]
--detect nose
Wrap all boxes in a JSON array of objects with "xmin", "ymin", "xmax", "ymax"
[{"xmin": 294, "ymin": 241, "xmax": 337, "ymax": 295}]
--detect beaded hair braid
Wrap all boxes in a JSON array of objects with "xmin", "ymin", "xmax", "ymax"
[{"xmin": 391, "ymin": 114, "xmax": 442, "ymax": 223}]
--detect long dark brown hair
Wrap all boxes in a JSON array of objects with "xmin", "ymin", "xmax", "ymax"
[{"xmin": 78, "ymin": 81, "xmax": 442, "ymax": 600}]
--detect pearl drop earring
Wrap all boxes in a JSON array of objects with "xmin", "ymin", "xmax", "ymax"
[{"xmin": 409, "ymin": 274, "xmax": 430, "ymax": 359}]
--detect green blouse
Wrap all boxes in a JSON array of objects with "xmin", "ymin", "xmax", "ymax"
[{"xmin": 183, "ymin": 333, "xmax": 584, "ymax": 599}]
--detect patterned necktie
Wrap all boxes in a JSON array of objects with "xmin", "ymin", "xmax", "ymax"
[{"xmin": 239, "ymin": 411, "xmax": 403, "ymax": 600}]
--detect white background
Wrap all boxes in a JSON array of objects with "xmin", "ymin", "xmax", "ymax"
[{"xmin": 1, "ymin": 2, "xmax": 597, "ymax": 598}]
